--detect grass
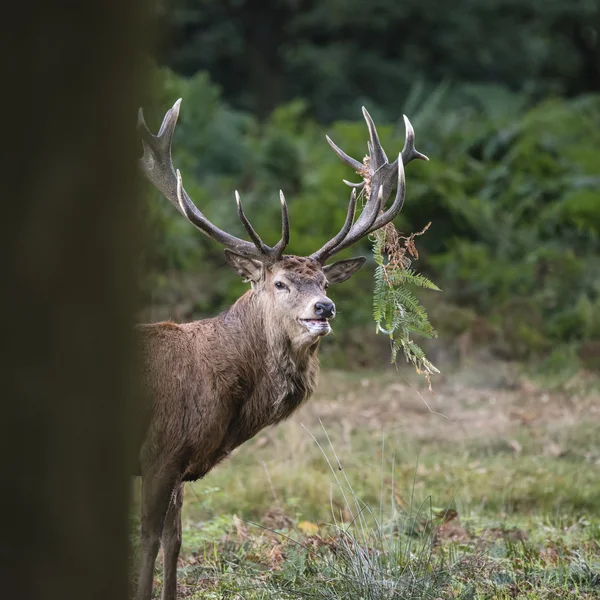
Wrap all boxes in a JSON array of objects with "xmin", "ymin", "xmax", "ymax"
[{"xmin": 132, "ymin": 360, "xmax": 600, "ymax": 598}]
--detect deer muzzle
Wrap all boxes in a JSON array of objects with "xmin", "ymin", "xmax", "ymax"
[{"xmin": 298, "ymin": 299, "xmax": 335, "ymax": 336}]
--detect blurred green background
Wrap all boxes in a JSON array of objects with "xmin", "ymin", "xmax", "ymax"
[{"xmin": 138, "ymin": 0, "xmax": 600, "ymax": 375}]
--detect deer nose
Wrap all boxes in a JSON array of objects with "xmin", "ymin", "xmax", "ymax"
[{"xmin": 315, "ymin": 301, "xmax": 335, "ymax": 319}]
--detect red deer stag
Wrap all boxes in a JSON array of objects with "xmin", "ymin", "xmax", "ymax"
[{"xmin": 135, "ymin": 99, "xmax": 428, "ymax": 600}]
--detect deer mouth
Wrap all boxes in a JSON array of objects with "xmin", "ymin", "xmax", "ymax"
[{"xmin": 298, "ymin": 318, "xmax": 331, "ymax": 336}]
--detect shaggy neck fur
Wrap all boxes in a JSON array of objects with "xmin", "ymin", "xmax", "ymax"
[{"xmin": 217, "ymin": 289, "xmax": 320, "ymax": 425}]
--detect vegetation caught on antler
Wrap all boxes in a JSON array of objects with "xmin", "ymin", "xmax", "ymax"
[
  {"xmin": 372, "ymin": 217, "xmax": 440, "ymax": 381},
  {"xmin": 323, "ymin": 107, "xmax": 440, "ymax": 379}
]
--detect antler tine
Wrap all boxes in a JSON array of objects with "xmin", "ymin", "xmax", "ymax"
[
  {"xmin": 310, "ymin": 188, "xmax": 358, "ymax": 263},
  {"xmin": 137, "ymin": 100, "xmax": 183, "ymax": 214},
  {"xmin": 271, "ymin": 191, "xmax": 290, "ymax": 260},
  {"xmin": 362, "ymin": 107, "xmax": 388, "ymax": 169},
  {"xmin": 139, "ymin": 99, "xmax": 290, "ymax": 262},
  {"xmin": 175, "ymin": 170, "xmax": 254, "ymax": 252},
  {"xmin": 316, "ymin": 109, "xmax": 394, "ymax": 261},
  {"xmin": 325, "ymin": 135, "xmax": 364, "ymax": 172},
  {"xmin": 314, "ymin": 186, "xmax": 383, "ymax": 262},
  {"xmin": 367, "ymin": 155, "xmax": 406, "ymax": 233},
  {"xmin": 311, "ymin": 108, "xmax": 425, "ymax": 262},
  {"xmin": 401, "ymin": 115, "xmax": 429, "ymax": 164},
  {"xmin": 343, "ymin": 179, "xmax": 365, "ymax": 189},
  {"xmin": 235, "ymin": 191, "xmax": 269, "ymax": 255}
]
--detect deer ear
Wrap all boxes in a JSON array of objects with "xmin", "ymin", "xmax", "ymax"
[
  {"xmin": 323, "ymin": 257, "xmax": 366, "ymax": 284},
  {"xmin": 224, "ymin": 249, "xmax": 264, "ymax": 282}
]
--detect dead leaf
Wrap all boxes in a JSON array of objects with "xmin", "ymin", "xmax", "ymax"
[
  {"xmin": 434, "ymin": 523, "xmax": 471, "ymax": 545},
  {"xmin": 305, "ymin": 534, "xmax": 332, "ymax": 551},
  {"xmin": 262, "ymin": 506, "xmax": 293, "ymax": 530},
  {"xmin": 540, "ymin": 544, "xmax": 560, "ymax": 565},
  {"xmin": 508, "ymin": 439, "xmax": 522, "ymax": 454},
  {"xmin": 232, "ymin": 514, "xmax": 249, "ymax": 539},
  {"xmin": 481, "ymin": 527, "xmax": 528, "ymax": 542},
  {"xmin": 433, "ymin": 510, "xmax": 471, "ymax": 545},
  {"xmin": 298, "ymin": 520, "xmax": 319, "ymax": 535},
  {"xmin": 435, "ymin": 508, "xmax": 459, "ymax": 524},
  {"xmin": 266, "ymin": 543, "xmax": 286, "ymax": 569},
  {"xmin": 544, "ymin": 442, "xmax": 563, "ymax": 457}
]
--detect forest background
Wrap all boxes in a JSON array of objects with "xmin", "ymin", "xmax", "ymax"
[{"xmin": 140, "ymin": 0, "xmax": 600, "ymax": 377}]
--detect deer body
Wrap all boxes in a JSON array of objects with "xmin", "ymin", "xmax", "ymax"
[
  {"xmin": 135, "ymin": 100, "xmax": 427, "ymax": 600},
  {"xmin": 137, "ymin": 286, "xmax": 320, "ymax": 484},
  {"xmin": 135, "ymin": 256, "xmax": 355, "ymax": 600}
]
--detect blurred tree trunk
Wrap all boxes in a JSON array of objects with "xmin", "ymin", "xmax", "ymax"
[
  {"xmin": 0, "ymin": 3, "xmax": 151, "ymax": 600},
  {"xmin": 241, "ymin": 0, "xmax": 289, "ymax": 118}
]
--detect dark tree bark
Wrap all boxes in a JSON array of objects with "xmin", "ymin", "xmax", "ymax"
[{"xmin": 0, "ymin": 4, "xmax": 151, "ymax": 600}]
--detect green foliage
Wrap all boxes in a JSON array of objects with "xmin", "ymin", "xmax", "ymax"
[
  {"xmin": 139, "ymin": 65, "xmax": 600, "ymax": 365},
  {"xmin": 372, "ymin": 229, "xmax": 440, "ymax": 377},
  {"xmin": 421, "ymin": 95, "xmax": 600, "ymax": 357},
  {"xmin": 159, "ymin": 0, "xmax": 600, "ymax": 123}
]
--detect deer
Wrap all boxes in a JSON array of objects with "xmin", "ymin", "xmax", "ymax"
[{"xmin": 134, "ymin": 99, "xmax": 428, "ymax": 600}]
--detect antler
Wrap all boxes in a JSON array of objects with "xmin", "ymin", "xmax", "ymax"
[
  {"xmin": 138, "ymin": 99, "xmax": 289, "ymax": 262},
  {"xmin": 310, "ymin": 108, "xmax": 428, "ymax": 264}
]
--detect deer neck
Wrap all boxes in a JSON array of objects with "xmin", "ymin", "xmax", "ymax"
[
  {"xmin": 222, "ymin": 289, "xmax": 320, "ymax": 367},
  {"xmin": 218, "ymin": 290, "xmax": 320, "ymax": 421}
]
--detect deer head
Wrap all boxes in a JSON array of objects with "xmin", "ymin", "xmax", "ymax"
[{"xmin": 137, "ymin": 100, "xmax": 427, "ymax": 347}]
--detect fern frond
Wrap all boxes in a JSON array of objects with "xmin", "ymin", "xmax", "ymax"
[
  {"xmin": 386, "ymin": 268, "xmax": 441, "ymax": 291},
  {"xmin": 372, "ymin": 225, "xmax": 441, "ymax": 381}
]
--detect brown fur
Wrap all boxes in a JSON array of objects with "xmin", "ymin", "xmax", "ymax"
[
  {"xmin": 278, "ymin": 255, "xmax": 324, "ymax": 277},
  {"xmin": 135, "ymin": 254, "xmax": 365, "ymax": 600},
  {"xmin": 137, "ymin": 290, "xmax": 320, "ymax": 481}
]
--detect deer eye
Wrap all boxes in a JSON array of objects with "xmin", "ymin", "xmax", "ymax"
[
  {"xmin": 274, "ymin": 281, "xmax": 287, "ymax": 290},
  {"xmin": 324, "ymin": 282, "xmax": 329, "ymax": 290}
]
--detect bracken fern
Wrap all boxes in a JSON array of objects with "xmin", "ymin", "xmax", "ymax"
[{"xmin": 372, "ymin": 222, "xmax": 440, "ymax": 383}]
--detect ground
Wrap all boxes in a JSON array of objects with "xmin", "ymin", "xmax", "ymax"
[{"xmin": 131, "ymin": 360, "xmax": 600, "ymax": 599}]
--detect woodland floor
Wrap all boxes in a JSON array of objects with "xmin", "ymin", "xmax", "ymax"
[{"xmin": 131, "ymin": 360, "xmax": 600, "ymax": 599}]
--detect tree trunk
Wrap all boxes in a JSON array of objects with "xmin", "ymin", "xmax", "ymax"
[{"xmin": 0, "ymin": 3, "xmax": 151, "ymax": 600}]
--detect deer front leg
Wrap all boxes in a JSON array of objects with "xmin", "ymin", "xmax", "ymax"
[
  {"xmin": 137, "ymin": 469, "xmax": 179, "ymax": 600},
  {"xmin": 160, "ymin": 482, "xmax": 184, "ymax": 600}
]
